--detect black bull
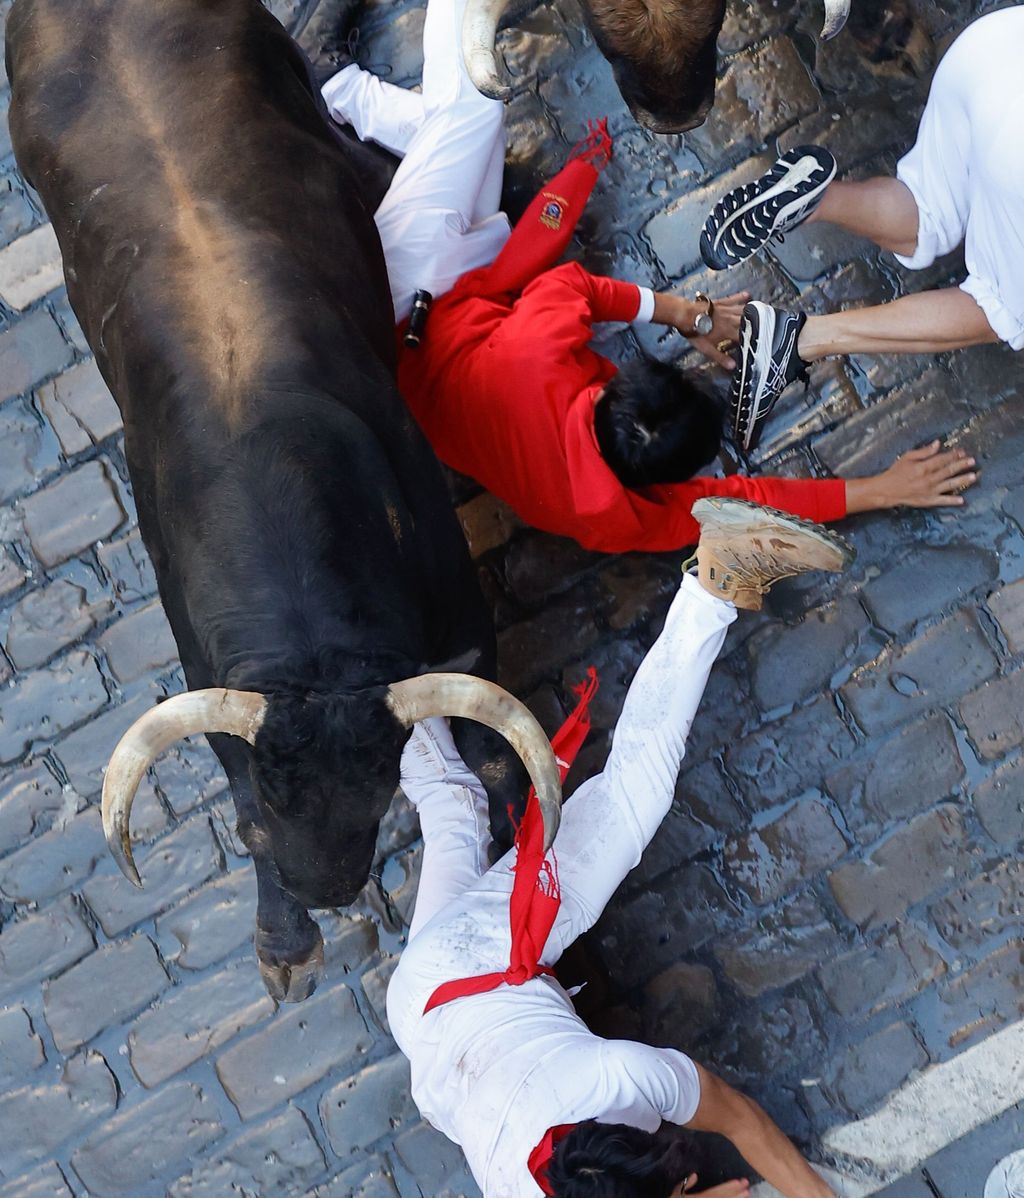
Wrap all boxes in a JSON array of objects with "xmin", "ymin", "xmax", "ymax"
[{"xmin": 7, "ymin": 0, "xmax": 536, "ymax": 1002}]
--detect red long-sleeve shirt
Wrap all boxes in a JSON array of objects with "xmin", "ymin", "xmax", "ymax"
[{"xmin": 398, "ymin": 261, "xmax": 847, "ymax": 553}]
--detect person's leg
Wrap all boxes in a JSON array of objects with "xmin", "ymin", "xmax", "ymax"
[
  {"xmin": 798, "ymin": 286, "xmax": 1001, "ymax": 359},
  {"xmin": 805, "ymin": 176, "xmax": 921, "ymax": 258},
  {"xmin": 321, "ymin": 64, "xmax": 426, "ymax": 157},
  {"xmin": 399, "ymin": 718, "xmax": 493, "ymax": 941}
]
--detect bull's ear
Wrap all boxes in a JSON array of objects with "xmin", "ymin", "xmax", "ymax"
[{"xmin": 418, "ymin": 648, "xmax": 483, "ymax": 677}]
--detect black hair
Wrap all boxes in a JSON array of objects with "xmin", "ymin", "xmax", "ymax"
[
  {"xmin": 593, "ymin": 358, "xmax": 722, "ymax": 489},
  {"xmin": 546, "ymin": 1120, "xmax": 696, "ymax": 1198}
]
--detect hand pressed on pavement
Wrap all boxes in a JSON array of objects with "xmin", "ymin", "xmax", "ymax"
[{"xmin": 845, "ymin": 441, "xmax": 978, "ymax": 514}]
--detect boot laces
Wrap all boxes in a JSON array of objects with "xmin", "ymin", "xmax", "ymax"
[{"xmin": 715, "ymin": 538, "xmax": 805, "ymax": 596}]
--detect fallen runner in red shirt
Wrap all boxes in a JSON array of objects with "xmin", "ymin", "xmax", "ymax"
[{"xmin": 317, "ymin": 18, "xmax": 977, "ymax": 552}]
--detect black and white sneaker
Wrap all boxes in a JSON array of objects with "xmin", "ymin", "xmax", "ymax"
[
  {"xmin": 700, "ymin": 145, "xmax": 837, "ymax": 271},
  {"xmin": 730, "ymin": 301, "xmax": 809, "ymax": 453}
]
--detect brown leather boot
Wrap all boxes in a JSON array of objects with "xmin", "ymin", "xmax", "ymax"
[{"xmin": 690, "ymin": 497, "xmax": 854, "ymax": 611}]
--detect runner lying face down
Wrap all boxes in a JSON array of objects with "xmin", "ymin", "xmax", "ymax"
[
  {"xmin": 316, "ymin": 0, "xmax": 976, "ymax": 555},
  {"xmin": 700, "ymin": 7, "xmax": 1023, "ymax": 452},
  {"xmin": 385, "ymin": 498, "xmax": 852, "ymax": 1198}
]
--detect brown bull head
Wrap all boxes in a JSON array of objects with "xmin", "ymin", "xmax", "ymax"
[{"xmin": 464, "ymin": 0, "xmax": 851, "ymax": 132}]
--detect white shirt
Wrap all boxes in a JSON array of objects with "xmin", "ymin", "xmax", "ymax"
[{"xmin": 392, "ymin": 974, "xmax": 700, "ymax": 1198}]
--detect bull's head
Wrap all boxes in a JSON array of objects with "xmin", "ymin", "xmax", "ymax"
[
  {"xmin": 464, "ymin": 0, "xmax": 851, "ymax": 133},
  {"xmin": 100, "ymin": 675, "xmax": 562, "ymax": 906}
]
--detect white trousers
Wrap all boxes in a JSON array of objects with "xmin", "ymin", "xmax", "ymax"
[
  {"xmin": 321, "ymin": 0, "xmax": 512, "ymax": 322},
  {"xmin": 387, "ymin": 574, "xmax": 737, "ymax": 1039},
  {"xmin": 895, "ymin": 6, "xmax": 1024, "ymax": 350}
]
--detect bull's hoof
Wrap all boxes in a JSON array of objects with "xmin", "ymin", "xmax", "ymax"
[{"xmin": 256, "ymin": 934, "xmax": 325, "ymax": 1003}]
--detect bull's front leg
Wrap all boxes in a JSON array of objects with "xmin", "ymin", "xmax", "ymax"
[{"xmin": 210, "ymin": 734, "xmax": 325, "ymax": 1003}]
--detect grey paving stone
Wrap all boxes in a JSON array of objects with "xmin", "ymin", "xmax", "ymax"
[
  {"xmin": 0, "ymin": 761, "xmax": 66, "ymax": 854},
  {"xmin": 156, "ymin": 865, "xmax": 257, "ymax": 971},
  {"xmin": 818, "ymin": 924, "xmax": 946, "ymax": 1019},
  {"xmin": 961, "ymin": 668, "xmax": 1024, "ymax": 762},
  {"xmin": 98, "ymin": 599, "xmax": 178, "ymax": 683},
  {"xmin": 0, "ymin": 223, "xmax": 63, "ymax": 310},
  {"xmin": 361, "ymin": 956, "xmax": 398, "ymax": 1035},
  {"xmin": 82, "ymin": 815, "xmax": 223, "ymax": 937},
  {"xmin": 642, "ymin": 961, "xmax": 719, "ymax": 1044},
  {"xmin": 322, "ymin": 912, "xmax": 380, "ymax": 975},
  {"xmin": 841, "ymin": 610, "xmax": 998, "ymax": 736},
  {"xmin": 0, "ymin": 396, "xmax": 61, "ymax": 502},
  {"xmin": 724, "ymin": 693, "xmax": 855, "ymax": 811},
  {"xmin": 930, "ymin": 941, "xmax": 1024, "ymax": 1054},
  {"xmin": 216, "ymin": 985, "xmax": 373, "ymax": 1119},
  {"xmin": 307, "ymin": 1156, "xmax": 399, "ymax": 1198},
  {"xmin": 725, "ymin": 797, "xmax": 848, "ymax": 906},
  {"xmin": 829, "ymin": 805, "xmax": 969, "ymax": 930},
  {"xmin": 923, "ymin": 1103, "xmax": 1024, "ymax": 1198},
  {"xmin": 19, "ymin": 459, "xmax": 126, "ymax": 567},
  {"xmin": 0, "ymin": 1162, "xmax": 73, "ymax": 1198},
  {"xmin": 36, "ymin": 357, "xmax": 121, "ymax": 455},
  {"xmin": 168, "ymin": 1106, "xmax": 326, "ymax": 1198},
  {"xmin": 0, "ymin": 1052, "xmax": 116, "ymax": 1178},
  {"xmin": 54, "ymin": 682, "xmax": 163, "ymax": 797},
  {"xmin": 0, "ymin": 177, "xmax": 39, "ymax": 248},
  {"xmin": 0, "ymin": 309, "xmax": 74, "ymax": 405},
  {"xmin": 0, "ymin": 803, "xmax": 106, "ymax": 904},
  {"xmin": 746, "ymin": 595, "xmax": 877, "ymax": 711},
  {"xmin": 0, "ymin": 648, "xmax": 107, "ymax": 763},
  {"xmin": 0, "ymin": 548, "xmax": 27, "ymax": 598},
  {"xmin": 43, "ymin": 934, "xmax": 169, "ymax": 1053},
  {"xmin": 496, "ymin": 587, "xmax": 603, "ymax": 694},
  {"xmin": 97, "ymin": 529, "xmax": 157, "ymax": 603},
  {"xmin": 48, "ymin": 292, "xmax": 90, "ymax": 355},
  {"xmin": 70, "ymin": 1082, "xmax": 226, "ymax": 1198},
  {"xmin": 715, "ymin": 893, "xmax": 842, "ymax": 998},
  {"xmin": 930, "ymin": 861, "xmax": 1024, "ymax": 953},
  {"xmin": 862, "ymin": 543, "xmax": 999, "ymax": 633},
  {"xmin": 829, "ymin": 1022, "xmax": 928, "ymax": 1115},
  {"xmin": 4, "ymin": 568, "xmax": 113, "ymax": 669},
  {"xmin": 150, "ymin": 738, "xmax": 227, "ymax": 816},
  {"xmin": 0, "ymin": 1006, "xmax": 44, "ymax": 1085},
  {"xmin": 594, "ymin": 864, "xmax": 735, "ymax": 983},
  {"xmin": 393, "ymin": 1123, "xmax": 479, "ymax": 1198},
  {"xmin": 974, "ymin": 758, "xmax": 1024, "ymax": 848},
  {"xmin": 870, "ymin": 1174, "xmax": 934, "ymax": 1198},
  {"xmin": 0, "ymin": 895, "xmax": 95, "ymax": 1000},
  {"xmin": 128, "ymin": 958, "xmax": 274, "ymax": 1087},
  {"xmin": 321, "ymin": 1053, "xmax": 416, "ymax": 1156},
  {"xmin": 825, "ymin": 713, "xmax": 965, "ymax": 831}
]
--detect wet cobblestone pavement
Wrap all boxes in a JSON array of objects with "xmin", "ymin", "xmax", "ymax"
[{"xmin": 0, "ymin": 0, "xmax": 1022, "ymax": 1195}]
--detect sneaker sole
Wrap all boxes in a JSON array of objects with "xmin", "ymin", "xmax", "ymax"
[
  {"xmin": 691, "ymin": 496, "xmax": 855, "ymax": 571},
  {"xmin": 700, "ymin": 146, "xmax": 837, "ymax": 271},
  {"xmin": 731, "ymin": 302, "xmax": 779, "ymax": 453}
]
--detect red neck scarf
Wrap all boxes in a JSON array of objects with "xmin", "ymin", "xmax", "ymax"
[
  {"xmin": 528, "ymin": 1123, "xmax": 579, "ymax": 1195},
  {"xmin": 423, "ymin": 667, "xmax": 599, "ymax": 1013}
]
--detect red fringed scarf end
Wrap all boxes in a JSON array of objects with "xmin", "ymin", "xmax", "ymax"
[
  {"xmin": 423, "ymin": 668, "xmax": 600, "ymax": 1015},
  {"xmin": 567, "ymin": 117, "xmax": 614, "ymax": 171}
]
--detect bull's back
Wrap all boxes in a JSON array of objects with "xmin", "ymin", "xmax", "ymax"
[{"xmin": 8, "ymin": 0, "xmax": 395, "ymax": 419}]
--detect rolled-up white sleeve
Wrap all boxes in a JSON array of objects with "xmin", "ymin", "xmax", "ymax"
[
  {"xmin": 601, "ymin": 1042, "xmax": 702, "ymax": 1128},
  {"xmin": 634, "ymin": 286, "xmax": 656, "ymax": 324}
]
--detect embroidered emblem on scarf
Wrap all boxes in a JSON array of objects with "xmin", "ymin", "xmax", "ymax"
[{"xmin": 540, "ymin": 193, "xmax": 568, "ymax": 231}]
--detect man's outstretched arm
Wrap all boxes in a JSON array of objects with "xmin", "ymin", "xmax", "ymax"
[{"xmin": 687, "ymin": 1065, "xmax": 836, "ymax": 1198}]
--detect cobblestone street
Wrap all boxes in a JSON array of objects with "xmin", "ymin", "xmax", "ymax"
[{"xmin": 0, "ymin": 0, "xmax": 1022, "ymax": 1195}]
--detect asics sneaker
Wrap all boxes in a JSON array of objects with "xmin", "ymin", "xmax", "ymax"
[
  {"xmin": 731, "ymin": 301, "xmax": 809, "ymax": 454},
  {"xmin": 700, "ymin": 145, "xmax": 837, "ymax": 271}
]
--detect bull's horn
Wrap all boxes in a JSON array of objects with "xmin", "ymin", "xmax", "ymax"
[
  {"xmin": 387, "ymin": 674, "xmax": 562, "ymax": 850},
  {"xmin": 102, "ymin": 689, "xmax": 267, "ymax": 887},
  {"xmin": 462, "ymin": 0, "xmax": 514, "ymax": 101},
  {"xmin": 820, "ymin": 0, "xmax": 850, "ymax": 40}
]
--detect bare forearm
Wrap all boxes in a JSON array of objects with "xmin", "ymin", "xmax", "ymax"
[
  {"xmin": 652, "ymin": 291, "xmax": 699, "ymax": 329},
  {"xmin": 726, "ymin": 1093, "xmax": 834, "ymax": 1198}
]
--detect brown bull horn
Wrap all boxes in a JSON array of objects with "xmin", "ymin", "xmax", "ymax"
[
  {"xmin": 387, "ymin": 674, "xmax": 562, "ymax": 851},
  {"xmin": 462, "ymin": 0, "xmax": 514, "ymax": 101},
  {"xmin": 102, "ymin": 689, "xmax": 268, "ymax": 887},
  {"xmin": 820, "ymin": 0, "xmax": 851, "ymax": 40}
]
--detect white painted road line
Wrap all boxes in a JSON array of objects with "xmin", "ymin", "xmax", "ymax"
[{"xmin": 752, "ymin": 1018, "xmax": 1024, "ymax": 1197}]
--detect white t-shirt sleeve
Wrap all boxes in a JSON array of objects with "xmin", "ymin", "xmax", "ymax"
[
  {"xmin": 601, "ymin": 1042, "xmax": 702, "ymax": 1128},
  {"xmin": 634, "ymin": 286, "xmax": 656, "ymax": 324}
]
